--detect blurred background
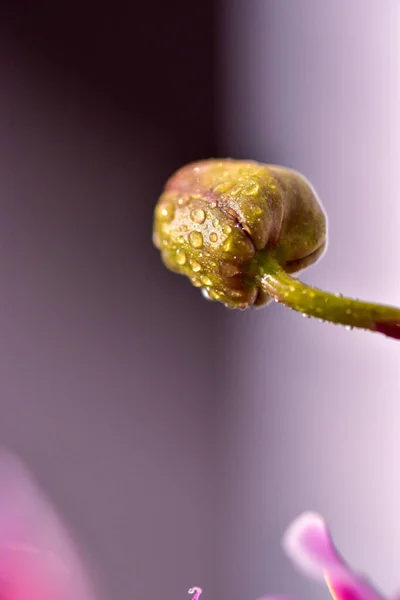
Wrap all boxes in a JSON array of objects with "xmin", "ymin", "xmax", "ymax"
[{"xmin": 0, "ymin": 2, "xmax": 399, "ymax": 600}]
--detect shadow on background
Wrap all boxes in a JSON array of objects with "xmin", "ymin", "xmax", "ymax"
[{"xmin": 0, "ymin": 3, "xmax": 222, "ymax": 600}]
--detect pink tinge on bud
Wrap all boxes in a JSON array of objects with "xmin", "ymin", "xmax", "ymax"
[{"xmin": 373, "ymin": 321, "xmax": 400, "ymax": 340}]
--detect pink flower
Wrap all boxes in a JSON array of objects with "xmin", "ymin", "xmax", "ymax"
[
  {"xmin": 262, "ymin": 512, "xmax": 384, "ymax": 600},
  {"xmin": 188, "ymin": 586, "xmax": 203, "ymax": 600},
  {"xmin": 0, "ymin": 450, "xmax": 98, "ymax": 600}
]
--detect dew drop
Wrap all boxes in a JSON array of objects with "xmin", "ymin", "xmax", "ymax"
[
  {"xmin": 189, "ymin": 231, "xmax": 203, "ymax": 249},
  {"xmin": 201, "ymin": 275, "xmax": 212, "ymax": 286},
  {"xmin": 245, "ymin": 180, "xmax": 260, "ymax": 196},
  {"xmin": 209, "ymin": 201, "xmax": 217, "ymax": 209},
  {"xmin": 191, "ymin": 208, "xmax": 206, "ymax": 224},
  {"xmin": 213, "ymin": 181, "xmax": 234, "ymax": 194},
  {"xmin": 222, "ymin": 238, "xmax": 233, "ymax": 252},
  {"xmin": 157, "ymin": 202, "xmax": 175, "ymax": 222},
  {"xmin": 178, "ymin": 195, "xmax": 189, "ymax": 206},
  {"xmin": 201, "ymin": 288, "xmax": 212, "ymax": 301},
  {"xmin": 176, "ymin": 249, "xmax": 187, "ymax": 265},
  {"xmin": 229, "ymin": 184, "xmax": 242, "ymax": 197},
  {"xmin": 209, "ymin": 290, "xmax": 220, "ymax": 300},
  {"xmin": 224, "ymin": 225, "xmax": 232, "ymax": 235},
  {"xmin": 191, "ymin": 261, "xmax": 202, "ymax": 273},
  {"xmin": 209, "ymin": 232, "xmax": 218, "ymax": 243},
  {"xmin": 212, "ymin": 218, "xmax": 219, "ymax": 227}
]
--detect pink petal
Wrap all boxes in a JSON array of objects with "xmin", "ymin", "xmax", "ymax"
[
  {"xmin": 282, "ymin": 513, "xmax": 384, "ymax": 600},
  {"xmin": 0, "ymin": 449, "xmax": 99, "ymax": 600},
  {"xmin": 188, "ymin": 587, "xmax": 203, "ymax": 600},
  {"xmin": 282, "ymin": 512, "xmax": 344, "ymax": 579}
]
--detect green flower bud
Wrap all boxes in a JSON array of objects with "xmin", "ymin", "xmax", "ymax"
[
  {"xmin": 154, "ymin": 158, "xmax": 400, "ymax": 340},
  {"xmin": 153, "ymin": 159, "xmax": 326, "ymax": 309}
]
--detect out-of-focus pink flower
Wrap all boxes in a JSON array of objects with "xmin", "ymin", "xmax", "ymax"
[
  {"xmin": 261, "ymin": 512, "xmax": 385, "ymax": 600},
  {"xmin": 0, "ymin": 449, "xmax": 99, "ymax": 600},
  {"xmin": 188, "ymin": 586, "xmax": 203, "ymax": 600}
]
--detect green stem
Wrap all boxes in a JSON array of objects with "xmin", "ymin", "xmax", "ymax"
[{"xmin": 251, "ymin": 251, "xmax": 400, "ymax": 340}]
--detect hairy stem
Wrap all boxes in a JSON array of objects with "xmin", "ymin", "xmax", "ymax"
[{"xmin": 251, "ymin": 251, "xmax": 400, "ymax": 340}]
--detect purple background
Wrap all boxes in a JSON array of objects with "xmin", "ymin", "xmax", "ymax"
[
  {"xmin": 220, "ymin": 3, "xmax": 400, "ymax": 600},
  {"xmin": 0, "ymin": 2, "xmax": 399, "ymax": 600}
]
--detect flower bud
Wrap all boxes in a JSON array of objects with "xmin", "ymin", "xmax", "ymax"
[{"xmin": 153, "ymin": 159, "xmax": 326, "ymax": 309}]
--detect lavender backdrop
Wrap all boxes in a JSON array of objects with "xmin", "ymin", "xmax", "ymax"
[
  {"xmin": 0, "ymin": 3, "xmax": 399, "ymax": 600},
  {"xmin": 219, "ymin": 2, "xmax": 400, "ymax": 600},
  {"xmin": 0, "ymin": 4, "xmax": 218, "ymax": 599}
]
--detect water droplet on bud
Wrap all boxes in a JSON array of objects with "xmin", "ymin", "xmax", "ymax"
[
  {"xmin": 157, "ymin": 202, "xmax": 175, "ymax": 222},
  {"xmin": 189, "ymin": 231, "xmax": 203, "ymax": 249},
  {"xmin": 191, "ymin": 208, "xmax": 206, "ymax": 224},
  {"xmin": 201, "ymin": 276, "xmax": 212, "ymax": 286},
  {"xmin": 191, "ymin": 261, "xmax": 202, "ymax": 273},
  {"xmin": 176, "ymin": 249, "xmax": 187, "ymax": 265},
  {"xmin": 178, "ymin": 195, "xmax": 189, "ymax": 206},
  {"xmin": 201, "ymin": 288, "xmax": 212, "ymax": 301}
]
